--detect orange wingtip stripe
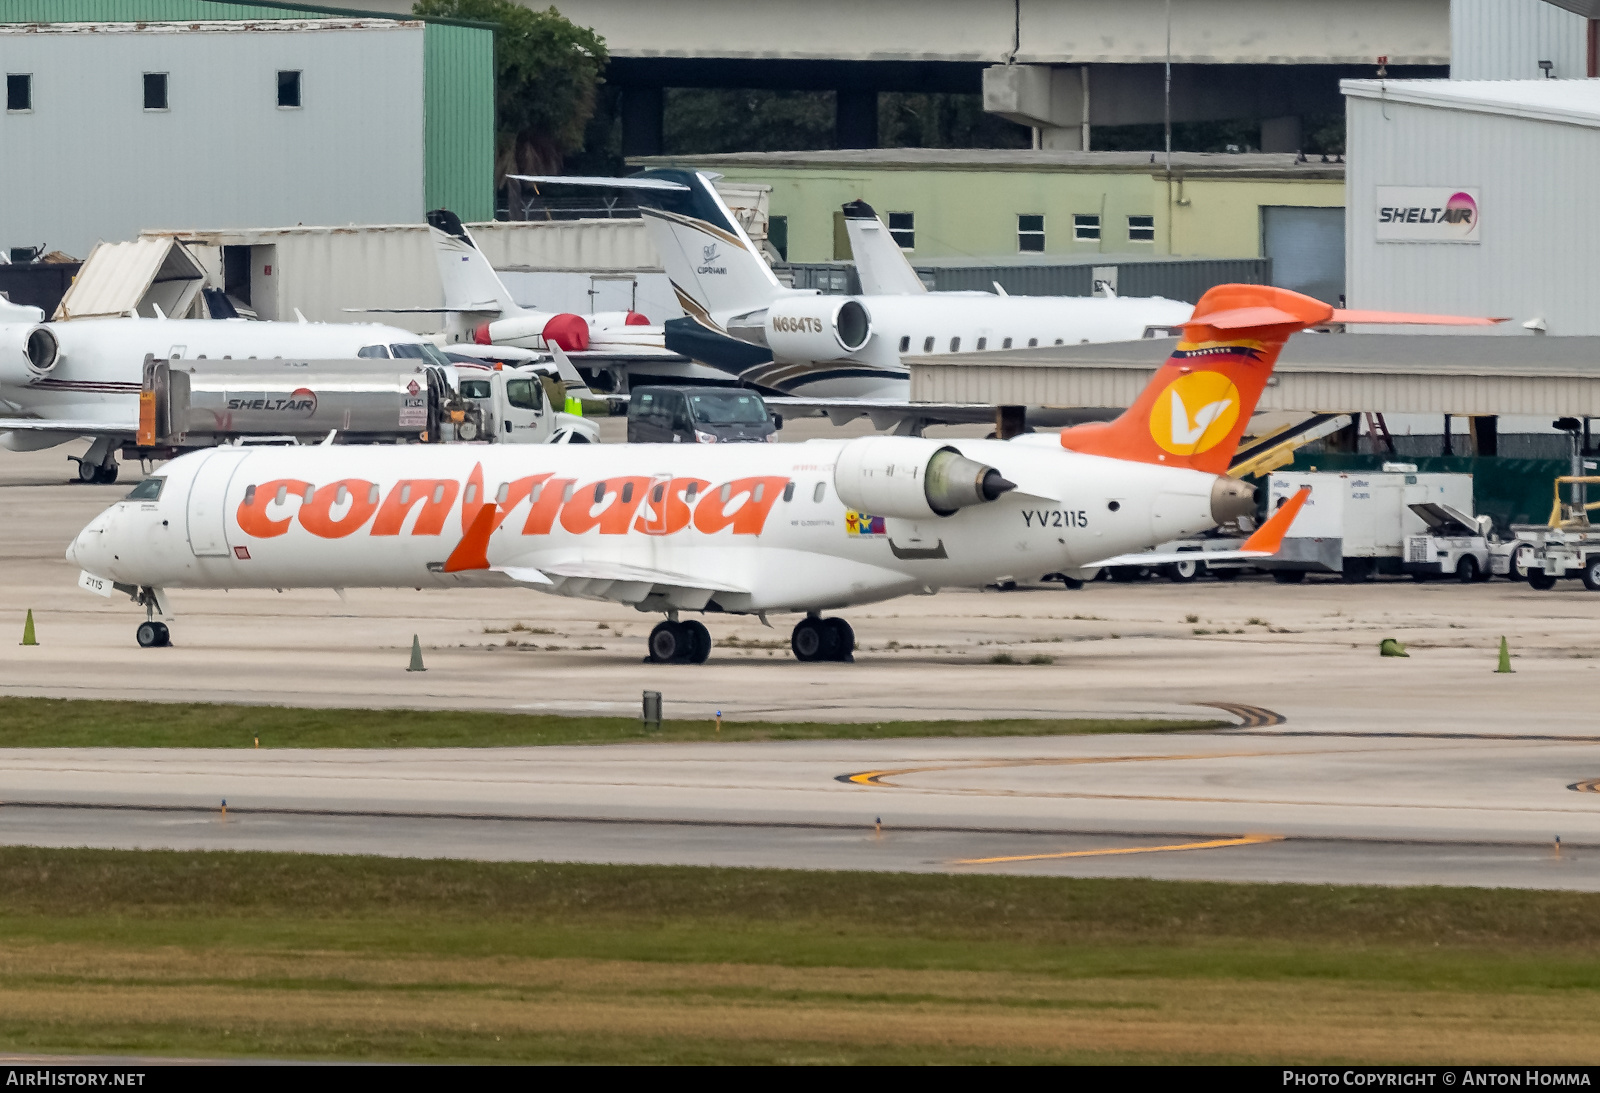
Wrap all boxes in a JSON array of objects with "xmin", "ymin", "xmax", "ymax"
[
  {"xmin": 442, "ymin": 503, "xmax": 497, "ymax": 573},
  {"xmin": 1329, "ymin": 309, "xmax": 1508, "ymax": 326},
  {"xmin": 1241, "ymin": 486, "xmax": 1311, "ymax": 555}
]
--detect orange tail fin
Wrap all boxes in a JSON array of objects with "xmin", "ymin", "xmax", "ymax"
[{"xmin": 1058, "ymin": 285, "xmax": 1504, "ymax": 475}]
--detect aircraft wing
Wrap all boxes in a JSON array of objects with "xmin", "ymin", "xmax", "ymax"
[
  {"xmin": 0, "ymin": 419, "xmax": 138, "ymax": 434},
  {"xmin": 539, "ymin": 559, "xmax": 750, "ymax": 594},
  {"xmin": 1091, "ymin": 487, "xmax": 1311, "ymax": 567}
]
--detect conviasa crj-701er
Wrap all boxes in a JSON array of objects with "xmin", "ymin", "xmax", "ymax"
[{"xmin": 68, "ymin": 286, "xmax": 1499, "ymax": 659}]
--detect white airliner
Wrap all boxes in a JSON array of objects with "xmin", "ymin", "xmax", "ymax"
[
  {"xmin": 0, "ymin": 314, "xmax": 456, "ymax": 482},
  {"xmin": 512, "ymin": 171, "xmax": 1196, "ymax": 401},
  {"xmin": 68, "ymin": 285, "xmax": 1496, "ymax": 654}
]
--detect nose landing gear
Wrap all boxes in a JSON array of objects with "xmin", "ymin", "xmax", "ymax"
[
  {"xmin": 791, "ymin": 616, "xmax": 854, "ymax": 662},
  {"xmin": 136, "ymin": 620, "xmax": 170, "ymax": 648}
]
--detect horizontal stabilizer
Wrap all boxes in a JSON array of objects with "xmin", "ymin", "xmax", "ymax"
[
  {"xmin": 1330, "ymin": 308, "xmax": 1508, "ymax": 326},
  {"xmin": 509, "ymin": 174, "xmax": 691, "ymax": 192}
]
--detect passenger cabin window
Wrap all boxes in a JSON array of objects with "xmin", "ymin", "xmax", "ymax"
[
  {"xmin": 1018, "ymin": 214, "xmax": 1045, "ymax": 252},
  {"xmin": 949, "ymin": 337, "xmax": 961, "ymax": 352},
  {"xmin": 783, "ymin": 482, "xmax": 795, "ymax": 502},
  {"xmin": 1002, "ymin": 337, "xmax": 1013, "ymax": 349},
  {"xmin": 813, "ymin": 482, "xmax": 825, "ymax": 503},
  {"xmin": 357, "ymin": 345, "xmax": 388, "ymax": 358},
  {"xmin": 1028, "ymin": 338, "xmax": 1038, "ymax": 347},
  {"xmin": 124, "ymin": 477, "xmax": 164, "ymax": 501},
  {"xmin": 143, "ymin": 72, "xmax": 168, "ymax": 111},
  {"xmin": 277, "ymin": 70, "xmax": 302, "ymax": 109},
  {"xmin": 976, "ymin": 337, "xmax": 987, "ymax": 350},
  {"xmin": 898, "ymin": 336, "xmax": 909, "ymax": 352},
  {"xmin": 1073, "ymin": 214, "xmax": 1100, "ymax": 242},
  {"xmin": 1127, "ymin": 214, "xmax": 1156, "ymax": 242},
  {"xmin": 887, "ymin": 212, "xmax": 915, "ymax": 249},
  {"xmin": 923, "ymin": 336, "xmax": 934, "ymax": 353},
  {"xmin": 505, "ymin": 377, "xmax": 542, "ymax": 411},
  {"xmin": 6, "ymin": 74, "xmax": 31, "ymax": 112}
]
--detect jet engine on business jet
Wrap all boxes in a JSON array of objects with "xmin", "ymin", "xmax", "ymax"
[
  {"xmin": 0, "ymin": 324, "xmax": 60, "ymax": 384},
  {"xmin": 834, "ymin": 435, "xmax": 1015, "ymax": 519},
  {"xmin": 762, "ymin": 297, "xmax": 872, "ymax": 361}
]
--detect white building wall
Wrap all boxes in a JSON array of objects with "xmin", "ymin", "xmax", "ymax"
[
  {"xmin": 1451, "ymin": 0, "xmax": 1587, "ymax": 79},
  {"xmin": 0, "ymin": 20, "xmax": 426, "ymax": 259},
  {"xmin": 1345, "ymin": 82, "xmax": 1600, "ymax": 335}
]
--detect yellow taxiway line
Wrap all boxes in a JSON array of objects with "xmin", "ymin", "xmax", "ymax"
[{"xmin": 950, "ymin": 833, "xmax": 1283, "ymax": 866}]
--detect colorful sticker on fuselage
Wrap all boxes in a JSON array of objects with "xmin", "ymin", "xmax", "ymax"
[{"xmin": 845, "ymin": 511, "xmax": 886, "ymax": 537}]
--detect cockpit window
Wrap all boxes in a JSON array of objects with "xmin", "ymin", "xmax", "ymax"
[
  {"xmin": 124, "ymin": 477, "xmax": 165, "ymax": 501},
  {"xmin": 357, "ymin": 345, "xmax": 389, "ymax": 358}
]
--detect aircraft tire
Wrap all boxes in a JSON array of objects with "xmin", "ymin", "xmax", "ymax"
[
  {"xmin": 682, "ymin": 620, "xmax": 712, "ymax": 663},
  {"xmin": 136, "ymin": 622, "xmax": 163, "ymax": 648},
  {"xmin": 95, "ymin": 463, "xmax": 119, "ymax": 485},
  {"xmin": 791, "ymin": 617, "xmax": 838, "ymax": 662},
  {"xmin": 1208, "ymin": 567, "xmax": 1239, "ymax": 581},
  {"xmin": 648, "ymin": 620, "xmax": 688, "ymax": 663},
  {"xmin": 823, "ymin": 618, "xmax": 855, "ymax": 662},
  {"xmin": 77, "ymin": 461, "xmax": 98, "ymax": 484}
]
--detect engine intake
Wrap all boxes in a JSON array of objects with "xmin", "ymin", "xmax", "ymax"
[
  {"xmin": 24, "ymin": 326, "xmax": 58, "ymax": 375},
  {"xmin": 835, "ymin": 436, "xmax": 1015, "ymax": 520},
  {"xmin": 764, "ymin": 296, "xmax": 872, "ymax": 360}
]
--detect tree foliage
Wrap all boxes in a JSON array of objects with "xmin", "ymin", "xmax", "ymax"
[{"xmin": 413, "ymin": 0, "xmax": 608, "ymax": 177}]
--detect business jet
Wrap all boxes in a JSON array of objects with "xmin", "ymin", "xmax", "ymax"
[
  {"xmin": 0, "ymin": 314, "xmax": 458, "ymax": 482},
  {"xmin": 68, "ymin": 284, "xmax": 1497, "ymax": 655},
  {"xmin": 511, "ymin": 171, "xmax": 1196, "ymax": 402}
]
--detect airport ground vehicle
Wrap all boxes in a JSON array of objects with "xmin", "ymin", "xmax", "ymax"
[
  {"xmin": 1507, "ymin": 475, "xmax": 1600, "ymax": 590},
  {"xmin": 1263, "ymin": 467, "xmax": 1477, "ymax": 582},
  {"xmin": 137, "ymin": 356, "xmax": 598, "ymax": 455},
  {"xmin": 69, "ymin": 284, "xmax": 1497, "ymax": 656},
  {"xmin": 625, "ymin": 386, "xmax": 778, "ymax": 444},
  {"xmin": 1403, "ymin": 502, "xmax": 1496, "ymax": 582}
]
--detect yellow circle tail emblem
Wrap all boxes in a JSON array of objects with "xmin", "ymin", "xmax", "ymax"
[{"xmin": 1148, "ymin": 372, "xmax": 1242, "ymax": 455}]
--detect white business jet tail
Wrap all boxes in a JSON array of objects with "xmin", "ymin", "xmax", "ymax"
[
  {"xmin": 510, "ymin": 171, "xmax": 786, "ymax": 328},
  {"xmin": 841, "ymin": 200, "xmax": 927, "ymax": 296},
  {"xmin": 425, "ymin": 209, "xmax": 522, "ymax": 319}
]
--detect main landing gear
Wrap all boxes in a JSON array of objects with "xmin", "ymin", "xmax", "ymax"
[
  {"xmin": 70, "ymin": 438, "xmax": 120, "ymax": 485},
  {"xmin": 647, "ymin": 618, "xmax": 711, "ymax": 664},
  {"xmin": 791, "ymin": 615, "xmax": 854, "ymax": 663}
]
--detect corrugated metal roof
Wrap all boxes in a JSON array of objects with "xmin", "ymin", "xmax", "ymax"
[
  {"xmin": 1342, "ymin": 78, "xmax": 1600, "ymax": 128},
  {"xmin": 910, "ymin": 334, "xmax": 1600, "ymax": 414}
]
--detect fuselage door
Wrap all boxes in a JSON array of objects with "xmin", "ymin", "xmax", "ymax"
[{"xmin": 186, "ymin": 449, "xmax": 251, "ymax": 557}]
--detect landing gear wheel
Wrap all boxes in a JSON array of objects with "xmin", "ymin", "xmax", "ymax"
[
  {"xmin": 1583, "ymin": 558, "xmax": 1600, "ymax": 592},
  {"xmin": 681, "ymin": 620, "xmax": 712, "ymax": 663},
  {"xmin": 1164, "ymin": 558, "xmax": 1200, "ymax": 583},
  {"xmin": 77, "ymin": 460, "xmax": 98, "ymax": 484},
  {"xmin": 1528, "ymin": 568, "xmax": 1558, "ymax": 591},
  {"xmin": 823, "ymin": 618, "xmax": 855, "ymax": 662},
  {"xmin": 1455, "ymin": 556, "xmax": 1479, "ymax": 583},
  {"xmin": 95, "ymin": 463, "xmax": 118, "ymax": 484},
  {"xmin": 791, "ymin": 617, "xmax": 828, "ymax": 662},
  {"xmin": 136, "ymin": 621, "xmax": 170, "ymax": 648},
  {"xmin": 648, "ymin": 620, "xmax": 688, "ymax": 663},
  {"xmin": 1272, "ymin": 569, "xmax": 1306, "ymax": 584}
]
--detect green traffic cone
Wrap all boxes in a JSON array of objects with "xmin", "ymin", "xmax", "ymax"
[
  {"xmin": 20, "ymin": 609, "xmax": 36, "ymax": 646},
  {"xmin": 407, "ymin": 634, "xmax": 426, "ymax": 672},
  {"xmin": 1496, "ymin": 636, "xmax": 1514, "ymax": 674},
  {"xmin": 1379, "ymin": 637, "xmax": 1408, "ymax": 658}
]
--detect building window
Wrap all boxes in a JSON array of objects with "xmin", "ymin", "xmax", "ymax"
[
  {"xmin": 887, "ymin": 212, "xmax": 914, "ymax": 249},
  {"xmin": 923, "ymin": 336, "xmax": 934, "ymax": 352},
  {"xmin": 898, "ymin": 336, "xmax": 909, "ymax": 352},
  {"xmin": 277, "ymin": 70, "xmax": 302, "ymax": 108},
  {"xmin": 1073, "ymin": 214, "xmax": 1100, "ymax": 242},
  {"xmin": 6, "ymin": 74, "xmax": 31, "ymax": 112},
  {"xmin": 1018, "ymin": 214, "xmax": 1045, "ymax": 252},
  {"xmin": 143, "ymin": 72, "xmax": 168, "ymax": 111},
  {"xmin": 1127, "ymin": 214, "xmax": 1156, "ymax": 242}
]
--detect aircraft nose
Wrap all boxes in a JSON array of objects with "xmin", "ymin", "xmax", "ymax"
[{"xmin": 67, "ymin": 513, "xmax": 111, "ymax": 570}]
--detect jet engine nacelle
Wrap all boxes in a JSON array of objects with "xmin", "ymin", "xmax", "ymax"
[
  {"xmin": 764, "ymin": 297, "xmax": 871, "ymax": 362},
  {"xmin": 834, "ymin": 436, "xmax": 1015, "ymax": 520},
  {"xmin": 0, "ymin": 324, "xmax": 59, "ymax": 384},
  {"xmin": 476, "ymin": 312, "xmax": 591, "ymax": 352}
]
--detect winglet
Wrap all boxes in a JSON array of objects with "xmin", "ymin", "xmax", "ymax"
[
  {"xmin": 443, "ymin": 502, "xmax": 498, "ymax": 573},
  {"xmin": 1241, "ymin": 487, "xmax": 1311, "ymax": 555}
]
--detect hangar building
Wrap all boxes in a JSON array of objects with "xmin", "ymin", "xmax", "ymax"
[{"xmin": 0, "ymin": 1, "xmax": 493, "ymax": 259}]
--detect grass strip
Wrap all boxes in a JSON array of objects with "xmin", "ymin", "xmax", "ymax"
[
  {"xmin": 0, "ymin": 697, "xmax": 1221, "ymax": 748},
  {"xmin": 1, "ymin": 848, "xmax": 1600, "ymax": 1063}
]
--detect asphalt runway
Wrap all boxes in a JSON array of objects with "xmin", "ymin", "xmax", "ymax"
[{"xmin": 4, "ymin": 446, "xmax": 1600, "ymax": 888}]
